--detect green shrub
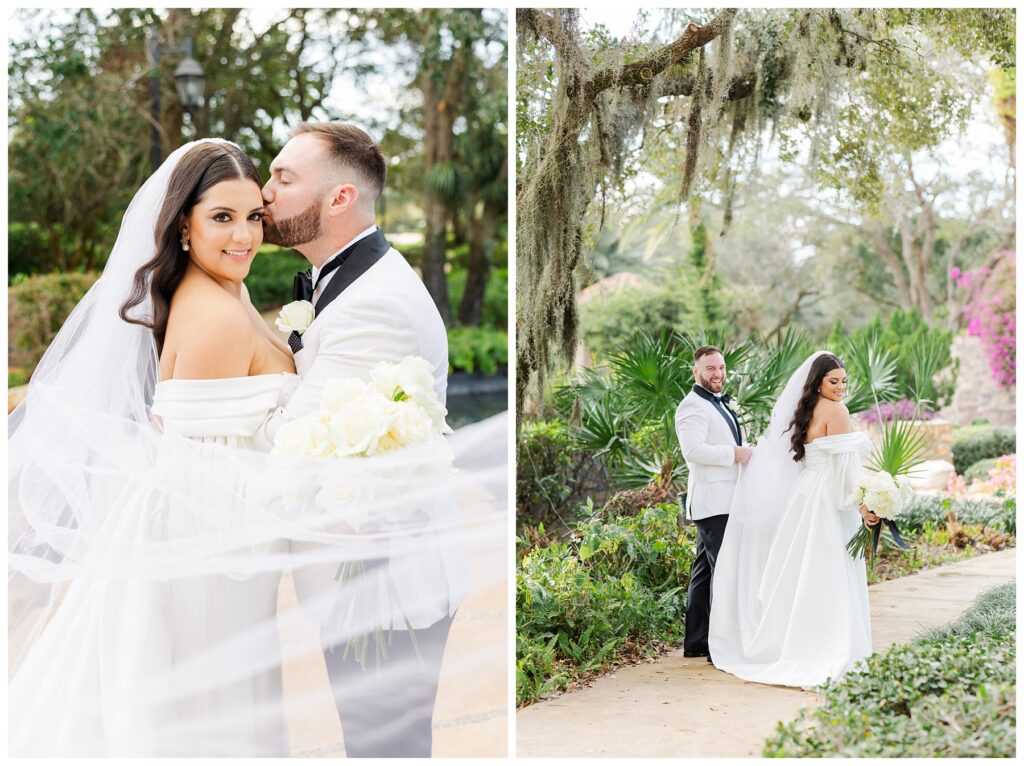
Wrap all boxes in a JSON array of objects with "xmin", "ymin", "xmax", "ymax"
[
  {"xmin": 951, "ymin": 425, "xmax": 1017, "ymax": 475},
  {"xmin": 8, "ymin": 272, "xmax": 100, "ymax": 370},
  {"xmin": 827, "ymin": 309, "xmax": 958, "ymax": 408},
  {"xmin": 8, "ymin": 222, "xmax": 58, "ymax": 279},
  {"xmin": 764, "ymin": 583, "xmax": 1016, "ymax": 757},
  {"xmin": 965, "ymin": 457, "xmax": 1002, "ymax": 484},
  {"xmin": 244, "ymin": 245, "xmax": 307, "ymax": 311},
  {"xmin": 897, "ymin": 494, "xmax": 1015, "ymax": 535},
  {"xmin": 516, "ymin": 502, "xmax": 696, "ymax": 705},
  {"xmin": 517, "ymin": 419, "xmax": 577, "ymax": 527},
  {"xmin": 578, "ymin": 281, "xmax": 704, "ymax": 361},
  {"xmin": 447, "ymin": 326, "xmax": 507, "ymax": 374}
]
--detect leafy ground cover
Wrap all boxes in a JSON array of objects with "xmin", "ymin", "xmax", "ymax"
[{"xmin": 764, "ymin": 582, "xmax": 1016, "ymax": 757}]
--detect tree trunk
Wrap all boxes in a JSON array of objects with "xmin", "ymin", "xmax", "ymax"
[
  {"xmin": 418, "ymin": 32, "xmax": 466, "ymax": 327},
  {"xmin": 422, "ymin": 196, "xmax": 451, "ymax": 325},
  {"xmin": 419, "ymin": 65, "xmax": 453, "ymax": 324},
  {"xmin": 451, "ymin": 208, "xmax": 468, "ymax": 246},
  {"xmin": 458, "ymin": 156, "xmax": 506, "ymax": 327},
  {"xmin": 458, "ymin": 200, "xmax": 494, "ymax": 326}
]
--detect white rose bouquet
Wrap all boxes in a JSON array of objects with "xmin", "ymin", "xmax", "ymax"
[
  {"xmin": 271, "ymin": 356, "xmax": 453, "ymax": 668},
  {"xmin": 845, "ymin": 470, "xmax": 915, "ymax": 560},
  {"xmin": 272, "ymin": 356, "xmax": 451, "ymax": 460}
]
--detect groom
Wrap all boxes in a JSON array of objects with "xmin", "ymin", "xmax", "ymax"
[
  {"xmin": 260, "ymin": 122, "xmax": 465, "ymax": 757},
  {"xmin": 674, "ymin": 345, "xmax": 750, "ymax": 661}
]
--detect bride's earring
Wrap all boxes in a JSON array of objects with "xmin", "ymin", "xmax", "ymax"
[{"xmin": 180, "ymin": 232, "xmax": 190, "ymax": 252}]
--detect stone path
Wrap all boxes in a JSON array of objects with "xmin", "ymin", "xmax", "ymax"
[{"xmin": 515, "ymin": 548, "xmax": 1016, "ymax": 758}]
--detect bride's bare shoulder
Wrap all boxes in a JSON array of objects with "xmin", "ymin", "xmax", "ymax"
[
  {"xmin": 164, "ymin": 277, "xmax": 255, "ymax": 379},
  {"xmin": 816, "ymin": 398, "xmax": 852, "ymax": 434}
]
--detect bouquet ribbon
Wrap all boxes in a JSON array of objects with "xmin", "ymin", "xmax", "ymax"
[{"xmin": 872, "ymin": 518, "xmax": 911, "ymax": 555}]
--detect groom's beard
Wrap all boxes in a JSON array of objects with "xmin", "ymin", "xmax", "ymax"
[
  {"xmin": 263, "ymin": 200, "xmax": 322, "ymax": 247},
  {"xmin": 697, "ymin": 373, "xmax": 725, "ymax": 393}
]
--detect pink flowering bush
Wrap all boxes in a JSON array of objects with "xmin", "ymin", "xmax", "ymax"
[
  {"xmin": 945, "ymin": 453, "xmax": 1016, "ymax": 499},
  {"xmin": 858, "ymin": 398, "xmax": 935, "ymax": 424},
  {"xmin": 951, "ymin": 251, "xmax": 1016, "ymax": 387}
]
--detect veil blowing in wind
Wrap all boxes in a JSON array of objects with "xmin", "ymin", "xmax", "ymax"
[{"xmin": 8, "ymin": 140, "xmax": 507, "ymax": 756}]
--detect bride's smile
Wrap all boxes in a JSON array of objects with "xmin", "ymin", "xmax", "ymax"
[{"xmin": 183, "ymin": 177, "xmax": 265, "ymax": 280}]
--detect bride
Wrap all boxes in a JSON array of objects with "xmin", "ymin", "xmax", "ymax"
[
  {"xmin": 708, "ymin": 351, "xmax": 880, "ymax": 689},
  {"xmin": 8, "ymin": 140, "xmax": 505, "ymax": 755}
]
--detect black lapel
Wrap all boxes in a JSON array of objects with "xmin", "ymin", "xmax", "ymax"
[
  {"xmin": 313, "ymin": 228, "xmax": 391, "ymax": 318},
  {"xmin": 692, "ymin": 385, "xmax": 742, "ymax": 446}
]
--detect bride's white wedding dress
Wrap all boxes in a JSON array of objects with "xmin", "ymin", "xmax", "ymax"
[
  {"xmin": 709, "ymin": 431, "xmax": 873, "ymax": 688},
  {"xmin": 9, "ymin": 373, "xmax": 298, "ymax": 756}
]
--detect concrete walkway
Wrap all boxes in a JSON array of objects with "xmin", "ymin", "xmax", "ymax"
[{"xmin": 516, "ymin": 548, "xmax": 1016, "ymax": 758}]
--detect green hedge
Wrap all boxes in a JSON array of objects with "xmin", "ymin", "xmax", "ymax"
[
  {"xmin": 8, "ymin": 222, "xmax": 58, "ymax": 280},
  {"xmin": 764, "ymin": 583, "xmax": 1016, "ymax": 757},
  {"xmin": 951, "ymin": 425, "xmax": 1016, "ymax": 475},
  {"xmin": 244, "ymin": 245, "xmax": 307, "ymax": 311},
  {"xmin": 447, "ymin": 326, "xmax": 507, "ymax": 375},
  {"xmin": 517, "ymin": 502, "xmax": 696, "ymax": 705},
  {"xmin": 9, "ymin": 272, "xmax": 100, "ymax": 370}
]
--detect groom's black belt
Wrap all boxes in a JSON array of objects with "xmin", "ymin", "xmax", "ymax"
[{"xmin": 692, "ymin": 385, "xmax": 742, "ymax": 445}]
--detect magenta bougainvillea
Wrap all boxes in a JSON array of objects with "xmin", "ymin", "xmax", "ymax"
[
  {"xmin": 951, "ymin": 250, "xmax": 1016, "ymax": 387},
  {"xmin": 858, "ymin": 398, "xmax": 935, "ymax": 424}
]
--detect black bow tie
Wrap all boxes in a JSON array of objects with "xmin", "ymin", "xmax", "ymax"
[
  {"xmin": 292, "ymin": 269, "xmax": 313, "ymax": 303},
  {"xmin": 715, "ymin": 393, "xmax": 730, "ymax": 405},
  {"xmin": 291, "ymin": 254, "xmax": 348, "ymax": 304}
]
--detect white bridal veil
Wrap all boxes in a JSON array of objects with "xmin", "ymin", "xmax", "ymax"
[
  {"xmin": 728, "ymin": 350, "xmax": 831, "ymax": 532},
  {"xmin": 8, "ymin": 140, "xmax": 508, "ymax": 755},
  {"xmin": 713, "ymin": 351, "xmax": 831, "ymax": 629}
]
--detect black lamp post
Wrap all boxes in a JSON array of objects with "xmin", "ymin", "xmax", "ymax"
[{"xmin": 148, "ymin": 31, "xmax": 206, "ymax": 173}]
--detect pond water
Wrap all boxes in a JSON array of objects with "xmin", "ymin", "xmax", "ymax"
[{"xmin": 447, "ymin": 390, "xmax": 508, "ymax": 429}]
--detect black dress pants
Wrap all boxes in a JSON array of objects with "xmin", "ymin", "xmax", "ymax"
[{"xmin": 684, "ymin": 513, "xmax": 728, "ymax": 653}]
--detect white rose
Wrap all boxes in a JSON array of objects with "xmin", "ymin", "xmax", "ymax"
[
  {"xmin": 272, "ymin": 417, "xmax": 333, "ymax": 458},
  {"xmin": 275, "ymin": 300, "xmax": 315, "ymax": 335},
  {"xmin": 371, "ymin": 356, "xmax": 436, "ymax": 402},
  {"xmin": 315, "ymin": 478, "xmax": 374, "ymax": 530},
  {"xmin": 370, "ymin": 356, "xmax": 455, "ymax": 434},
  {"xmin": 321, "ymin": 377, "xmax": 372, "ymax": 414},
  {"xmin": 390, "ymin": 401, "xmax": 435, "ymax": 447},
  {"xmin": 328, "ymin": 393, "xmax": 397, "ymax": 456}
]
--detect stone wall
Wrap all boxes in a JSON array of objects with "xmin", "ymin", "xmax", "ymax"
[{"xmin": 938, "ymin": 334, "xmax": 1016, "ymax": 427}]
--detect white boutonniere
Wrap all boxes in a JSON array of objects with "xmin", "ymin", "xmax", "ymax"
[{"xmin": 276, "ymin": 300, "xmax": 314, "ymax": 335}]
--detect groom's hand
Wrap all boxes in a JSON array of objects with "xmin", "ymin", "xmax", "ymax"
[{"xmin": 733, "ymin": 446, "xmax": 752, "ymax": 465}]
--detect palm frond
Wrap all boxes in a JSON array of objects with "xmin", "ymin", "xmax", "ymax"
[
  {"xmin": 571, "ymin": 391, "xmax": 631, "ymax": 463},
  {"xmin": 606, "ymin": 329, "xmax": 691, "ymax": 446},
  {"xmin": 867, "ymin": 414, "xmax": 931, "ymax": 476},
  {"xmin": 907, "ymin": 333, "xmax": 946, "ymax": 408},
  {"xmin": 842, "ymin": 330, "xmax": 900, "ymax": 414}
]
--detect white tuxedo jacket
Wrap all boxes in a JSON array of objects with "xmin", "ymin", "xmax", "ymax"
[
  {"xmin": 266, "ymin": 242, "xmax": 467, "ymax": 630},
  {"xmin": 674, "ymin": 389, "xmax": 744, "ymax": 522}
]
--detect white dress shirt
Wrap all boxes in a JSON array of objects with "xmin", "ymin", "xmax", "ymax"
[{"xmin": 312, "ymin": 225, "xmax": 379, "ymax": 304}]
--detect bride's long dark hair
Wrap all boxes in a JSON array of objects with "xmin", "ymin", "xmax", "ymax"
[
  {"xmin": 119, "ymin": 143, "xmax": 261, "ymax": 354},
  {"xmin": 785, "ymin": 353, "xmax": 846, "ymax": 462}
]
